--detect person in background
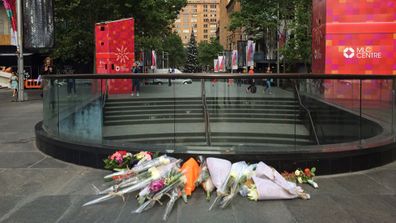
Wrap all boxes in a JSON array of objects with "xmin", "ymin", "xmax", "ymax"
[
  {"xmin": 9, "ymin": 69, "xmax": 18, "ymax": 98},
  {"xmin": 42, "ymin": 57, "xmax": 56, "ymax": 107},
  {"xmin": 264, "ymin": 67, "xmax": 273, "ymax": 94},
  {"xmin": 42, "ymin": 57, "xmax": 54, "ymax": 75},
  {"xmin": 131, "ymin": 63, "xmax": 140, "ymax": 96},
  {"xmin": 246, "ymin": 66, "xmax": 256, "ymax": 93}
]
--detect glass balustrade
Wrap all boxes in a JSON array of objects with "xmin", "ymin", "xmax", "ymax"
[{"xmin": 41, "ymin": 74, "xmax": 396, "ymax": 154}]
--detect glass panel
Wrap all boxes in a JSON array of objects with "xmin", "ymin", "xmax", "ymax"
[
  {"xmin": 57, "ymin": 78, "xmax": 103, "ymax": 143},
  {"xmin": 203, "ymin": 76, "xmax": 299, "ymax": 153},
  {"xmin": 360, "ymin": 79, "xmax": 394, "ymax": 140},
  {"xmin": 173, "ymin": 77, "xmax": 203, "ymax": 152},
  {"xmin": 42, "ymin": 78, "xmax": 59, "ymax": 135},
  {"xmin": 102, "ymin": 77, "xmax": 177, "ymax": 152},
  {"xmin": 300, "ymin": 78, "xmax": 362, "ymax": 144}
]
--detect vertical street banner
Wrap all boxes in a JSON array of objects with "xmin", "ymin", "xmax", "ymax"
[
  {"xmin": 23, "ymin": 0, "xmax": 54, "ymax": 49},
  {"xmin": 1, "ymin": 0, "xmax": 17, "ymax": 45},
  {"xmin": 232, "ymin": 50, "xmax": 238, "ymax": 70},
  {"xmin": 246, "ymin": 40, "xmax": 255, "ymax": 67},
  {"xmin": 218, "ymin": 56, "xmax": 225, "ymax": 72},
  {"xmin": 214, "ymin": 59, "xmax": 219, "ymax": 73},
  {"xmin": 151, "ymin": 50, "xmax": 157, "ymax": 70}
]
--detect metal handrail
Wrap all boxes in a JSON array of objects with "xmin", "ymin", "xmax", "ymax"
[
  {"xmin": 42, "ymin": 73, "xmax": 396, "ymax": 80},
  {"xmin": 101, "ymin": 79, "xmax": 109, "ymax": 109},
  {"xmin": 293, "ymin": 80, "xmax": 320, "ymax": 145},
  {"xmin": 201, "ymin": 80, "xmax": 211, "ymax": 146}
]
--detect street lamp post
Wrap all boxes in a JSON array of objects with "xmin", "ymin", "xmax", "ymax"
[{"xmin": 16, "ymin": 0, "xmax": 24, "ymax": 101}]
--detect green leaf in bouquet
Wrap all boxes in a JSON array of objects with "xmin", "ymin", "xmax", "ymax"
[{"xmin": 311, "ymin": 167, "xmax": 316, "ymax": 174}]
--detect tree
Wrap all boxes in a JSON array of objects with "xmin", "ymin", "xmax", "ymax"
[
  {"xmin": 52, "ymin": 0, "xmax": 187, "ymax": 72},
  {"xmin": 163, "ymin": 33, "xmax": 185, "ymax": 68},
  {"xmin": 229, "ymin": 0, "xmax": 312, "ymax": 72},
  {"xmin": 198, "ymin": 38, "xmax": 224, "ymax": 70},
  {"xmin": 184, "ymin": 31, "xmax": 199, "ymax": 73}
]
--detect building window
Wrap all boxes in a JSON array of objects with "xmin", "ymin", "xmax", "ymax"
[
  {"xmin": 210, "ymin": 4, "xmax": 216, "ymax": 8},
  {"xmin": 204, "ymin": 19, "xmax": 209, "ymax": 22},
  {"xmin": 204, "ymin": 35, "xmax": 208, "ymax": 39},
  {"xmin": 204, "ymin": 29, "xmax": 208, "ymax": 33},
  {"xmin": 204, "ymin": 24, "xmax": 208, "ymax": 28}
]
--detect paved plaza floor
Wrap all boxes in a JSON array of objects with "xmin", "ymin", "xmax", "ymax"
[{"xmin": 0, "ymin": 88, "xmax": 395, "ymax": 223}]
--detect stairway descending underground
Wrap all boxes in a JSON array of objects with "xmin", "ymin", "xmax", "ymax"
[{"xmin": 102, "ymin": 96, "xmax": 315, "ymax": 147}]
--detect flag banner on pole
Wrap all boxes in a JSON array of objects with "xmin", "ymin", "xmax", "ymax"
[
  {"xmin": 232, "ymin": 50, "xmax": 238, "ymax": 70},
  {"xmin": 214, "ymin": 59, "xmax": 219, "ymax": 73},
  {"xmin": 1, "ymin": 0, "xmax": 17, "ymax": 45},
  {"xmin": 151, "ymin": 50, "xmax": 157, "ymax": 70},
  {"xmin": 246, "ymin": 40, "xmax": 255, "ymax": 67},
  {"xmin": 218, "ymin": 56, "xmax": 225, "ymax": 72},
  {"xmin": 23, "ymin": 0, "xmax": 54, "ymax": 49}
]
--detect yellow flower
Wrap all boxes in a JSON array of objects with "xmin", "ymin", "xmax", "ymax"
[
  {"xmin": 247, "ymin": 185, "xmax": 259, "ymax": 201},
  {"xmin": 297, "ymin": 177, "xmax": 303, "ymax": 184}
]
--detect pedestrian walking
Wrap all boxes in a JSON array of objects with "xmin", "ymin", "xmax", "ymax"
[
  {"xmin": 131, "ymin": 63, "xmax": 140, "ymax": 96},
  {"xmin": 9, "ymin": 70, "xmax": 18, "ymax": 98},
  {"xmin": 246, "ymin": 66, "xmax": 256, "ymax": 93},
  {"xmin": 264, "ymin": 67, "xmax": 273, "ymax": 94}
]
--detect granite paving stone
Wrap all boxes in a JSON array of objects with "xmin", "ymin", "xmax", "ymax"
[
  {"xmin": 285, "ymin": 194, "xmax": 355, "ymax": 223},
  {"xmin": 0, "ymin": 152, "xmax": 45, "ymax": 168},
  {"xmin": 0, "ymin": 196, "xmax": 21, "ymax": 219},
  {"xmin": 30, "ymin": 157, "xmax": 71, "ymax": 169},
  {"xmin": 232, "ymin": 198, "xmax": 296, "ymax": 223},
  {"xmin": 332, "ymin": 173, "xmax": 393, "ymax": 195},
  {"xmin": 1, "ymin": 196, "xmax": 71, "ymax": 223},
  {"xmin": 330, "ymin": 194, "xmax": 396, "ymax": 223}
]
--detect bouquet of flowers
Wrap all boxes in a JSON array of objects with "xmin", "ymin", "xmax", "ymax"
[
  {"xmin": 134, "ymin": 151, "xmax": 154, "ymax": 166},
  {"xmin": 282, "ymin": 167, "xmax": 318, "ymax": 189},
  {"xmin": 133, "ymin": 168, "xmax": 187, "ymax": 215},
  {"xmin": 103, "ymin": 150, "xmax": 133, "ymax": 170},
  {"xmin": 244, "ymin": 162, "xmax": 310, "ymax": 201},
  {"xmin": 180, "ymin": 157, "xmax": 200, "ymax": 196},
  {"xmin": 207, "ymin": 158, "xmax": 235, "ymax": 210},
  {"xmin": 220, "ymin": 163, "xmax": 256, "ymax": 208},
  {"xmin": 83, "ymin": 159, "xmax": 180, "ymax": 207},
  {"xmin": 104, "ymin": 155, "xmax": 173, "ymax": 181},
  {"xmin": 195, "ymin": 157, "xmax": 214, "ymax": 200}
]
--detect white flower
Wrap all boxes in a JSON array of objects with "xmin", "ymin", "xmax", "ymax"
[
  {"xmin": 149, "ymin": 167, "xmax": 160, "ymax": 179},
  {"xmin": 180, "ymin": 175, "xmax": 187, "ymax": 184},
  {"xmin": 159, "ymin": 156, "xmax": 170, "ymax": 165},
  {"xmin": 295, "ymin": 170, "xmax": 301, "ymax": 176},
  {"xmin": 202, "ymin": 178, "xmax": 214, "ymax": 192},
  {"xmin": 124, "ymin": 153, "xmax": 132, "ymax": 158}
]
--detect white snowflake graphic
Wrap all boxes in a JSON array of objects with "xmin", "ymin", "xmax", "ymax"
[{"xmin": 115, "ymin": 45, "xmax": 130, "ymax": 63}]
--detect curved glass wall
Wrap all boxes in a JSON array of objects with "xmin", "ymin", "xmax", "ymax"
[{"xmin": 41, "ymin": 74, "xmax": 396, "ymax": 154}]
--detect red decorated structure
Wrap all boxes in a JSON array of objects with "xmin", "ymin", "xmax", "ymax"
[
  {"xmin": 95, "ymin": 18, "xmax": 135, "ymax": 94},
  {"xmin": 312, "ymin": 0, "xmax": 396, "ymax": 101}
]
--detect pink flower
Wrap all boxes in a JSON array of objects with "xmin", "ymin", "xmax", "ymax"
[
  {"xmin": 149, "ymin": 179, "xmax": 165, "ymax": 193},
  {"xmin": 110, "ymin": 152, "xmax": 121, "ymax": 161}
]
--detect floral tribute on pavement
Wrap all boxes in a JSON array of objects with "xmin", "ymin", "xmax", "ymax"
[{"xmin": 84, "ymin": 151, "xmax": 319, "ymax": 221}]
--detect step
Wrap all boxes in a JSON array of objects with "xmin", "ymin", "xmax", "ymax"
[
  {"xmin": 104, "ymin": 114, "xmax": 204, "ymax": 121},
  {"xmin": 104, "ymin": 118, "xmax": 205, "ymax": 126}
]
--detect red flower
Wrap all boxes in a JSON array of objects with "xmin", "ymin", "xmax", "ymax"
[
  {"xmin": 118, "ymin": 150, "xmax": 127, "ymax": 156},
  {"xmin": 304, "ymin": 168, "xmax": 311, "ymax": 177}
]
